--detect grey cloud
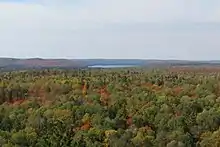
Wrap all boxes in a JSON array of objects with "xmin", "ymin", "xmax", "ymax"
[{"xmin": 0, "ymin": 1, "xmax": 220, "ymax": 59}]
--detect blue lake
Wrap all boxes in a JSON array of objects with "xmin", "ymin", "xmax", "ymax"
[{"xmin": 88, "ymin": 65, "xmax": 137, "ymax": 68}]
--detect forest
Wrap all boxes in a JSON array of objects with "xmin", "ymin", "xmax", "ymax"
[{"xmin": 0, "ymin": 67, "xmax": 220, "ymax": 147}]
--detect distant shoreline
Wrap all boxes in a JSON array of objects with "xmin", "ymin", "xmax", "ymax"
[{"xmin": 1, "ymin": 58, "xmax": 220, "ymax": 71}]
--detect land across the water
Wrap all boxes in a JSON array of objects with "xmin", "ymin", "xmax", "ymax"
[{"xmin": 1, "ymin": 58, "xmax": 220, "ymax": 71}]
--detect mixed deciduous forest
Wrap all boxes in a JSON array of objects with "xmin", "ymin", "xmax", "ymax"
[{"xmin": 0, "ymin": 67, "xmax": 220, "ymax": 147}]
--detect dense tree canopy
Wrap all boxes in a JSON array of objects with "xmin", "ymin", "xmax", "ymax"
[{"xmin": 0, "ymin": 67, "xmax": 220, "ymax": 146}]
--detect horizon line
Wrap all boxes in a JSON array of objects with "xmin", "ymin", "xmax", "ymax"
[{"xmin": 0, "ymin": 57, "xmax": 220, "ymax": 62}]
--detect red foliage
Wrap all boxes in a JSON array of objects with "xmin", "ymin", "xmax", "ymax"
[
  {"xmin": 145, "ymin": 82, "xmax": 153, "ymax": 87},
  {"xmin": 99, "ymin": 86, "xmax": 110, "ymax": 105},
  {"xmin": 8, "ymin": 98, "xmax": 26, "ymax": 105},
  {"xmin": 22, "ymin": 59, "xmax": 64, "ymax": 67},
  {"xmin": 126, "ymin": 116, "xmax": 133, "ymax": 126},
  {"xmin": 81, "ymin": 121, "xmax": 91, "ymax": 131},
  {"xmin": 82, "ymin": 84, "xmax": 87, "ymax": 96},
  {"xmin": 175, "ymin": 111, "xmax": 181, "ymax": 117},
  {"xmin": 172, "ymin": 86, "xmax": 183, "ymax": 95}
]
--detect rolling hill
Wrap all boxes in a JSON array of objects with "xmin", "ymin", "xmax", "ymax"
[{"xmin": 0, "ymin": 58, "xmax": 220, "ymax": 71}]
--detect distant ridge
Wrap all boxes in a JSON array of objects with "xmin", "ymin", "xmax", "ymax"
[{"xmin": 0, "ymin": 58, "xmax": 220, "ymax": 71}]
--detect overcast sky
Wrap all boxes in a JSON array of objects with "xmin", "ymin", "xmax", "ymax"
[{"xmin": 0, "ymin": 0, "xmax": 220, "ymax": 60}]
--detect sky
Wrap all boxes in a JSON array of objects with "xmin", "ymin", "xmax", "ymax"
[{"xmin": 0, "ymin": 0, "xmax": 220, "ymax": 60}]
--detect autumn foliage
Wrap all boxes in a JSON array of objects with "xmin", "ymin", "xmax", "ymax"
[{"xmin": 0, "ymin": 68, "xmax": 220, "ymax": 147}]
